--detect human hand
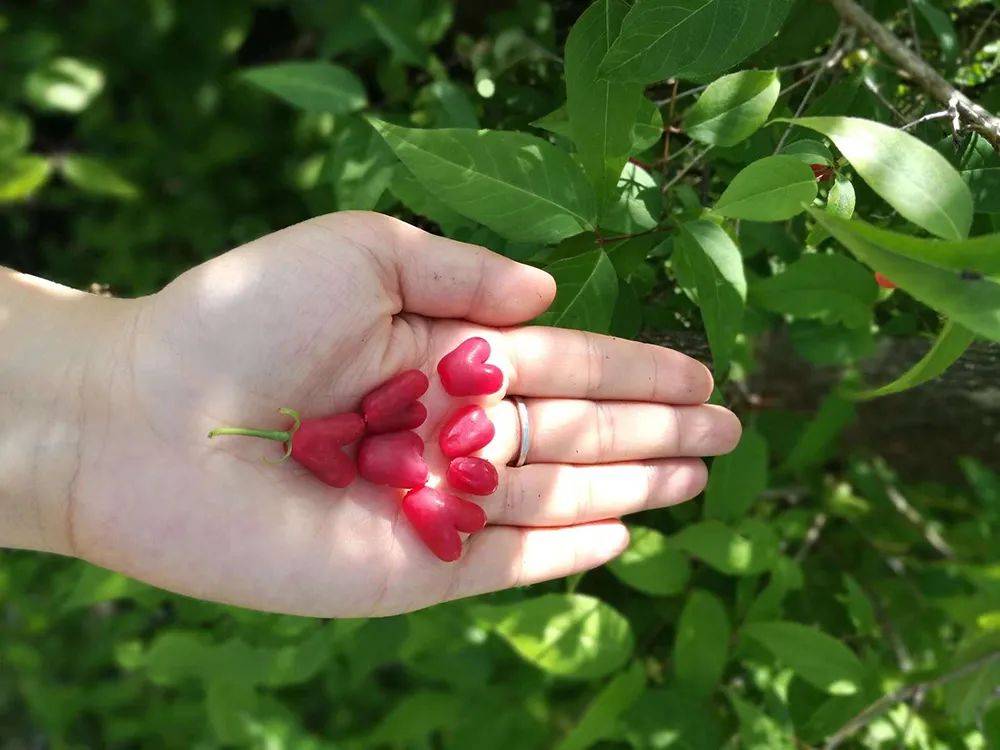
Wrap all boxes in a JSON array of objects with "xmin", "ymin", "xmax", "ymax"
[{"xmin": 57, "ymin": 212, "xmax": 741, "ymax": 617}]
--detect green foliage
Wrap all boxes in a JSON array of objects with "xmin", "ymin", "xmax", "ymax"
[{"xmin": 3, "ymin": 0, "xmax": 999, "ymax": 747}]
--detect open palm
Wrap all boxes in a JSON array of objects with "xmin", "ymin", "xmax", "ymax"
[{"xmin": 70, "ymin": 212, "xmax": 740, "ymax": 617}]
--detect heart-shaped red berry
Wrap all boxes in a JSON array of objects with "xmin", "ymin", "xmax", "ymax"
[
  {"xmin": 402, "ymin": 486, "xmax": 487, "ymax": 561},
  {"xmin": 357, "ymin": 431, "xmax": 428, "ymax": 488},
  {"xmin": 438, "ymin": 405, "xmax": 495, "ymax": 458},
  {"xmin": 437, "ymin": 337, "xmax": 503, "ymax": 397},
  {"xmin": 446, "ymin": 457, "xmax": 499, "ymax": 496},
  {"xmin": 362, "ymin": 370, "xmax": 429, "ymax": 433},
  {"xmin": 289, "ymin": 413, "xmax": 366, "ymax": 488}
]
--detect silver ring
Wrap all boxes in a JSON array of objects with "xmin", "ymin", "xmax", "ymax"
[{"xmin": 512, "ymin": 397, "xmax": 530, "ymax": 468}]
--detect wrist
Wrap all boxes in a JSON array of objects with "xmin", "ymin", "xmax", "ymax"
[{"xmin": 0, "ymin": 269, "xmax": 141, "ymax": 555}]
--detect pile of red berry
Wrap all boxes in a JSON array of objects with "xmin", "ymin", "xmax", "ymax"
[{"xmin": 208, "ymin": 337, "xmax": 504, "ymax": 562}]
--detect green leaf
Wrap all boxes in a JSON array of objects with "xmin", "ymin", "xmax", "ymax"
[
  {"xmin": 730, "ymin": 693, "xmax": 796, "ymax": 749},
  {"xmin": 673, "ymin": 589, "xmax": 730, "ymax": 697},
  {"xmin": 242, "ymin": 62, "xmax": 367, "ymax": 114},
  {"xmin": 61, "ymin": 155, "xmax": 139, "ymax": 200},
  {"xmin": 602, "ymin": 161, "xmax": 662, "ymax": 234},
  {"xmin": 610, "ymin": 278, "xmax": 643, "ymax": 338},
  {"xmin": 811, "ymin": 210, "xmax": 1000, "ymax": 341},
  {"xmin": 781, "ymin": 138, "xmax": 834, "ymax": 166},
  {"xmin": 554, "ymin": 662, "xmax": 646, "ymax": 750},
  {"xmin": 674, "ymin": 219, "xmax": 746, "ymax": 376},
  {"xmin": 943, "ymin": 133, "xmax": 1000, "ymax": 214},
  {"xmin": 848, "ymin": 320, "xmax": 975, "ymax": 401},
  {"xmin": 742, "ymin": 620, "xmax": 866, "ymax": 695},
  {"xmin": 0, "ymin": 110, "xmax": 31, "ymax": 159},
  {"xmin": 780, "ymin": 116, "xmax": 973, "ymax": 240},
  {"xmin": 535, "ymin": 249, "xmax": 619, "ymax": 332},
  {"xmin": 839, "ymin": 574, "xmax": 877, "ymax": 636},
  {"xmin": 481, "ymin": 594, "xmax": 634, "ymax": 680},
  {"xmin": 369, "ymin": 119, "xmax": 597, "ymax": 243},
  {"xmin": 608, "ymin": 526, "xmax": 692, "ymax": 596},
  {"xmin": 941, "ymin": 636, "xmax": 1000, "ymax": 723},
  {"xmin": 751, "ymin": 253, "xmax": 878, "ymax": 329},
  {"xmin": 361, "ymin": 3, "xmax": 430, "ymax": 67},
  {"xmin": 390, "ymin": 164, "xmax": 476, "ymax": 234},
  {"xmin": 206, "ymin": 679, "xmax": 257, "ymax": 744},
  {"xmin": 624, "ymin": 687, "xmax": 725, "ymax": 749},
  {"xmin": 670, "ymin": 519, "xmax": 779, "ymax": 576},
  {"xmin": 913, "ymin": 0, "xmax": 958, "ymax": 66},
  {"xmin": 61, "ymin": 565, "xmax": 134, "ymax": 612},
  {"xmin": 368, "ymin": 691, "xmax": 463, "ymax": 745},
  {"xmin": 714, "ymin": 155, "xmax": 818, "ymax": 221},
  {"xmin": 705, "ymin": 427, "xmax": 768, "ymax": 522},
  {"xmin": 565, "ymin": 0, "xmax": 644, "ymax": 214},
  {"xmin": 782, "ymin": 393, "xmax": 856, "ymax": 473},
  {"xmin": 683, "ymin": 70, "xmax": 780, "ymax": 147},
  {"xmin": 745, "ymin": 556, "xmax": 804, "ymax": 622},
  {"xmin": 632, "ymin": 97, "xmax": 664, "ymax": 153},
  {"xmin": 598, "ymin": 0, "xmax": 793, "ymax": 83},
  {"xmin": 808, "ymin": 174, "xmax": 856, "ymax": 246},
  {"xmin": 24, "ymin": 57, "xmax": 104, "ymax": 113},
  {"xmin": 808, "ymin": 207, "xmax": 1000, "ymax": 276},
  {"xmin": 327, "ymin": 117, "xmax": 397, "ymax": 210},
  {"xmin": 0, "ymin": 155, "xmax": 51, "ymax": 202}
]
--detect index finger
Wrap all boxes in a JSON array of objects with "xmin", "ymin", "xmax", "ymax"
[{"xmin": 504, "ymin": 327, "xmax": 714, "ymax": 404}]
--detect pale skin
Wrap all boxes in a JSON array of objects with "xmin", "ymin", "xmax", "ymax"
[{"xmin": 0, "ymin": 211, "xmax": 741, "ymax": 617}]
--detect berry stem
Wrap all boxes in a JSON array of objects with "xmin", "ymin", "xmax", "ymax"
[{"xmin": 207, "ymin": 408, "xmax": 301, "ymax": 460}]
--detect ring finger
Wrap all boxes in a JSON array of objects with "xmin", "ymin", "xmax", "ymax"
[{"xmin": 483, "ymin": 398, "xmax": 742, "ymax": 466}]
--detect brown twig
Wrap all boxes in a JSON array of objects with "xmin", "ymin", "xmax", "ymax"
[
  {"xmin": 829, "ymin": 0, "xmax": 1000, "ymax": 149},
  {"xmin": 823, "ymin": 651, "xmax": 1000, "ymax": 749}
]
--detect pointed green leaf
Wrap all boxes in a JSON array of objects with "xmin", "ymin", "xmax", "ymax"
[
  {"xmin": 0, "ymin": 155, "xmax": 51, "ymax": 202},
  {"xmin": 714, "ymin": 155, "xmax": 817, "ymax": 221},
  {"xmin": 684, "ymin": 69, "xmax": 780, "ymax": 147},
  {"xmin": 848, "ymin": 320, "xmax": 975, "ymax": 401},
  {"xmin": 675, "ymin": 219, "xmax": 746, "ymax": 376},
  {"xmin": 705, "ymin": 427, "xmax": 768, "ymax": 522},
  {"xmin": 742, "ymin": 620, "xmax": 866, "ymax": 695},
  {"xmin": 811, "ymin": 210, "xmax": 1000, "ymax": 341},
  {"xmin": 781, "ymin": 116, "xmax": 973, "ymax": 240},
  {"xmin": 598, "ymin": 0, "xmax": 793, "ymax": 83},
  {"xmin": 808, "ymin": 209, "xmax": 1000, "ymax": 275},
  {"xmin": 242, "ymin": 62, "xmax": 367, "ymax": 114},
  {"xmin": 670, "ymin": 519, "xmax": 779, "ymax": 576},
  {"xmin": 674, "ymin": 590, "xmax": 730, "ymax": 698},
  {"xmin": 566, "ymin": 0, "xmax": 644, "ymax": 214},
  {"xmin": 536, "ymin": 249, "xmax": 619, "ymax": 332},
  {"xmin": 370, "ymin": 119, "xmax": 597, "ymax": 243},
  {"xmin": 554, "ymin": 662, "xmax": 646, "ymax": 750},
  {"xmin": 61, "ymin": 155, "xmax": 139, "ymax": 200}
]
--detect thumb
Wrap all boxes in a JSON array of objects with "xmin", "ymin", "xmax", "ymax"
[{"xmin": 352, "ymin": 213, "xmax": 556, "ymax": 326}]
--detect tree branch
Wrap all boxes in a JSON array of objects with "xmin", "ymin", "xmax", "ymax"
[
  {"xmin": 823, "ymin": 651, "xmax": 1000, "ymax": 749},
  {"xmin": 829, "ymin": 0, "xmax": 1000, "ymax": 149}
]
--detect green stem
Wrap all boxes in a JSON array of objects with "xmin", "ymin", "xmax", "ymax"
[{"xmin": 207, "ymin": 408, "xmax": 301, "ymax": 461}]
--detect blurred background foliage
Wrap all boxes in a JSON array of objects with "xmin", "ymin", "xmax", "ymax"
[{"xmin": 2, "ymin": 0, "xmax": 1000, "ymax": 748}]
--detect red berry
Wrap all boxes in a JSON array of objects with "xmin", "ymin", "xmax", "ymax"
[
  {"xmin": 402, "ymin": 486, "xmax": 487, "ymax": 562},
  {"xmin": 875, "ymin": 272, "xmax": 897, "ymax": 289},
  {"xmin": 208, "ymin": 410, "xmax": 364, "ymax": 489},
  {"xmin": 438, "ymin": 405, "xmax": 495, "ymax": 458},
  {"xmin": 437, "ymin": 337, "xmax": 503, "ymax": 397},
  {"xmin": 446, "ymin": 457, "xmax": 499, "ymax": 496},
  {"xmin": 365, "ymin": 400, "xmax": 427, "ymax": 434},
  {"xmin": 810, "ymin": 163, "xmax": 834, "ymax": 182},
  {"xmin": 357, "ymin": 431, "xmax": 428, "ymax": 488},
  {"xmin": 362, "ymin": 370, "xmax": 429, "ymax": 432},
  {"xmin": 289, "ymin": 413, "xmax": 366, "ymax": 488}
]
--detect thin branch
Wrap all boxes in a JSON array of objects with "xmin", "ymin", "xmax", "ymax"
[
  {"xmin": 967, "ymin": 6, "xmax": 1000, "ymax": 62},
  {"xmin": 661, "ymin": 146, "xmax": 712, "ymax": 193},
  {"xmin": 901, "ymin": 109, "xmax": 951, "ymax": 130},
  {"xmin": 794, "ymin": 512, "xmax": 828, "ymax": 562},
  {"xmin": 775, "ymin": 27, "xmax": 849, "ymax": 152},
  {"xmin": 885, "ymin": 486, "xmax": 955, "ymax": 558},
  {"xmin": 652, "ymin": 57, "xmax": 829, "ymax": 106},
  {"xmin": 829, "ymin": 0, "xmax": 1000, "ymax": 149},
  {"xmin": 905, "ymin": 0, "xmax": 923, "ymax": 59},
  {"xmin": 823, "ymin": 651, "xmax": 1000, "ymax": 750}
]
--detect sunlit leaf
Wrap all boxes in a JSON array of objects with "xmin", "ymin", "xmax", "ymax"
[
  {"xmin": 609, "ymin": 526, "xmax": 691, "ymax": 595},
  {"xmin": 684, "ymin": 69, "xmax": 780, "ymax": 147},
  {"xmin": 370, "ymin": 119, "xmax": 597, "ymax": 243},
  {"xmin": 674, "ymin": 589, "xmax": 730, "ymax": 697},
  {"xmin": 714, "ymin": 155, "xmax": 818, "ymax": 221},
  {"xmin": 242, "ymin": 62, "xmax": 367, "ymax": 114}
]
